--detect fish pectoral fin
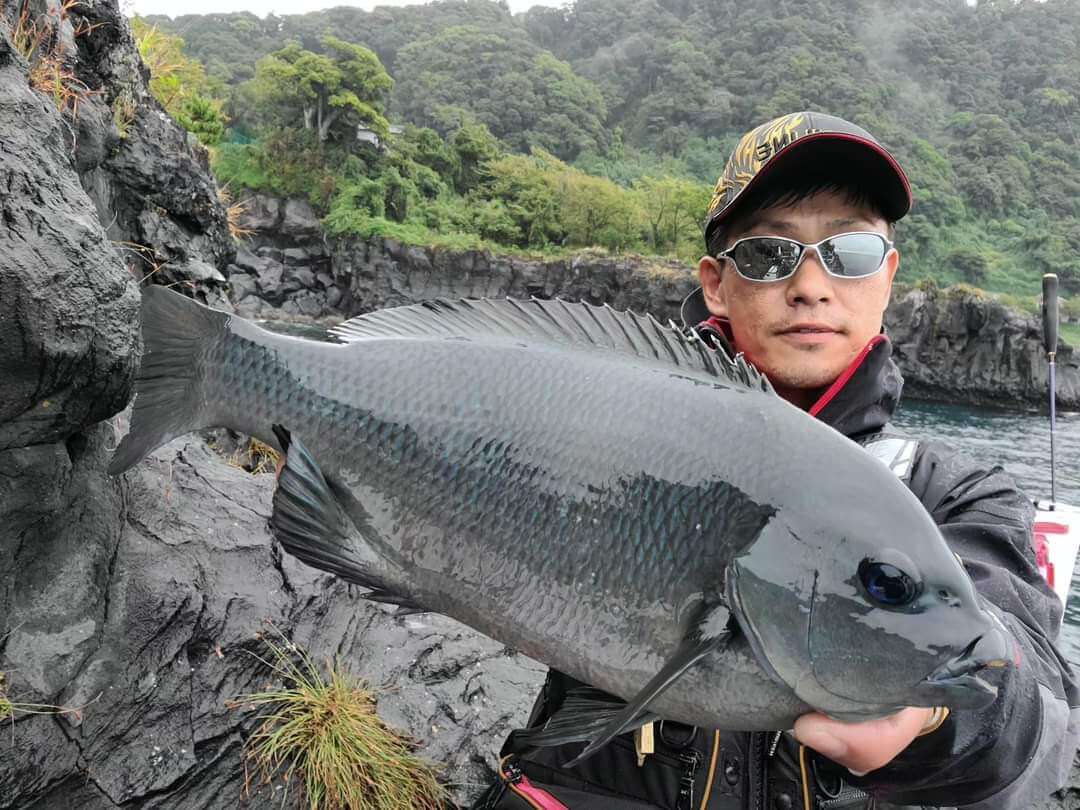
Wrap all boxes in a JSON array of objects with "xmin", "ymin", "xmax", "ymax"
[
  {"xmin": 513, "ymin": 687, "xmax": 658, "ymax": 750},
  {"xmin": 564, "ymin": 604, "xmax": 735, "ymax": 767},
  {"xmin": 271, "ymin": 425, "xmax": 384, "ymax": 591}
]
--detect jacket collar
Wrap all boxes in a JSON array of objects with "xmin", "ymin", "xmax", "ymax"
[{"xmin": 694, "ymin": 314, "xmax": 903, "ymax": 440}]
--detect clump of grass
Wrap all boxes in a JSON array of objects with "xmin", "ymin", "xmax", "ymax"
[
  {"xmin": 229, "ymin": 629, "xmax": 446, "ymax": 810},
  {"xmin": 228, "ymin": 437, "xmax": 280, "ymax": 475},
  {"xmin": 9, "ymin": 0, "xmax": 100, "ymax": 125},
  {"xmin": 112, "ymin": 89, "xmax": 137, "ymax": 138}
]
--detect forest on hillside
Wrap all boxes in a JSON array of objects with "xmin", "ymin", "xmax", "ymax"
[{"xmin": 146, "ymin": 0, "xmax": 1080, "ymax": 307}]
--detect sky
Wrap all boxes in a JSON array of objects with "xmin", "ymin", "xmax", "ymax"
[{"xmin": 125, "ymin": 0, "xmax": 557, "ymax": 18}]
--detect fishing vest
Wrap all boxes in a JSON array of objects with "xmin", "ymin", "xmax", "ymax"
[{"xmin": 472, "ymin": 433, "xmax": 930, "ymax": 810}]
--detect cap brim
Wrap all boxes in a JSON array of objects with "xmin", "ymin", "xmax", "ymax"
[{"xmin": 711, "ymin": 133, "xmax": 913, "ymax": 233}]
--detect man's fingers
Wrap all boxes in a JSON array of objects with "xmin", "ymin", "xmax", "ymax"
[{"xmin": 794, "ymin": 707, "xmax": 932, "ymax": 775}]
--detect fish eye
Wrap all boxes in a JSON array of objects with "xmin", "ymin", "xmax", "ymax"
[{"xmin": 858, "ymin": 559, "xmax": 920, "ymax": 607}]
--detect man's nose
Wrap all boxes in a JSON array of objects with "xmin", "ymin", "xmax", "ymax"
[{"xmin": 785, "ymin": 247, "xmax": 833, "ymax": 305}]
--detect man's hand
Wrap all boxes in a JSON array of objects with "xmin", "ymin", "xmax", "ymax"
[{"xmin": 794, "ymin": 707, "xmax": 934, "ymax": 776}]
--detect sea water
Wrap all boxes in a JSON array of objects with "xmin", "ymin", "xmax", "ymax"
[{"xmin": 893, "ymin": 401, "xmax": 1080, "ymax": 664}]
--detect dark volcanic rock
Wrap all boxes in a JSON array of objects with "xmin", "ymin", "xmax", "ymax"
[
  {"xmin": 885, "ymin": 286, "xmax": 1080, "ymax": 410},
  {"xmin": 0, "ymin": 8, "xmax": 544, "ymax": 810},
  {"xmin": 0, "ymin": 437, "xmax": 543, "ymax": 808},
  {"xmin": 0, "ymin": 32, "xmax": 139, "ymax": 449}
]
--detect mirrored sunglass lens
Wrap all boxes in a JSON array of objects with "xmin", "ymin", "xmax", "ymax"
[
  {"xmin": 821, "ymin": 233, "xmax": 887, "ymax": 277},
  {"xmin": 732, "ymin": 238, "xmax": 801, "ymax": 280}
]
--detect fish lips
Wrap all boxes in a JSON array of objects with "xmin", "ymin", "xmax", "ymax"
[{"xmin": 915, "ymin": 627, "xmax": 1012, "ymax": 710}]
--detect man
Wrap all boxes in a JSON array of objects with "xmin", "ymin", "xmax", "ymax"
[{"xmin": 474, "ymin": 112, "xmax": 1078, "ymax": 809}]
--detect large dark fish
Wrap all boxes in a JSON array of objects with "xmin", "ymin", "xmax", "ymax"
[{"xmin": 110, "ymin": 287, "xmax": 1010, "ymax": 759}]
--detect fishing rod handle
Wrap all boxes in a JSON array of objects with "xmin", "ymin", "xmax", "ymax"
[{"xmin": 1042, "ymin": 273, "xmax": 1059, "ymax": 356}]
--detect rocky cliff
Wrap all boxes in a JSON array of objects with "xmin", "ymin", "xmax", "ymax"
[
  {"xmin": 226, "ymin": 193, "xmax": 1080, "ymax": 412},
  {"xmin": 0, "ymin": 5, "xmax": 539, "ymax": 808}
]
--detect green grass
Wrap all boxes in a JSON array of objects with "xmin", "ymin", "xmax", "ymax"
[{"xmin": 229, "ymin": 629, "xmax": 446, "ymax": 810}]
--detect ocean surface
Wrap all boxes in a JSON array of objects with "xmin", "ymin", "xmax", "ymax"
[{"xmin": 893, "ymin": 401, "xmax": 1080, "ymax": 665}]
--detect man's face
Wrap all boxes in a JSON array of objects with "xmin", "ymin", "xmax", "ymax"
[{"xmin": 697, "ymin": 189, "xmax": 899, "ymax": 408}]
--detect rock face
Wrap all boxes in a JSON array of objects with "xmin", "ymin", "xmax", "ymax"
[
  {"xmin": 0, "ymin": 8, "xmax": 540, "ymax": 809},
  {"xmin": 885, "ymin": 285, "xmax": 1080, "ymax": 411},
  {"xmin": 1, "ymin": 437, "xmax": 542, "ymax": 808}
]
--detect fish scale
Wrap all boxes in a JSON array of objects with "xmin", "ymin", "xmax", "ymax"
[{"xmin": 111, "ymin": 288, "xmax": 1010, "ymax": 741}]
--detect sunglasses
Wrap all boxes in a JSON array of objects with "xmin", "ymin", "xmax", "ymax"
[{"xmin": 716, "ymin": 231, "xmax": 895, "ymax": 283}]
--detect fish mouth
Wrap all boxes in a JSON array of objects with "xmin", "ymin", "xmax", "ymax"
[{"xmin": 917, "ymin": 632, "xmax": 1010, "ymax": 709}]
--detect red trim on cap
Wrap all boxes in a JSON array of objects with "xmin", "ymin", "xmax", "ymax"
[{"xmin": 808, "ymin": 334, "xmax": 887, "ymax": 418}]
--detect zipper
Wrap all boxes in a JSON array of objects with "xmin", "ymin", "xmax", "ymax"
[
  {"xmin": 675, "ymin": 749, "xmax": 701, "ymax": 810},
  {"xmin": 815, "ymin": 786, "xmax": 871, "ymax": 809}
]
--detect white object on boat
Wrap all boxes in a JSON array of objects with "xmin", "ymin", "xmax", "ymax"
[{"xmin": 1034, "ymin": 500, "xmax": 1079, "ymax": 609}]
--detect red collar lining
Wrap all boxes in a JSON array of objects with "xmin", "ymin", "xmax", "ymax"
[{"xmin": 808, "ymin": 334, "xmax": 887, "ymax": 418}]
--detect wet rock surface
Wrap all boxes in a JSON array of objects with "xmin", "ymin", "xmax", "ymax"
[{"xmin": 1, "ymin": 437, "xmax": 542, "ymax": 808}]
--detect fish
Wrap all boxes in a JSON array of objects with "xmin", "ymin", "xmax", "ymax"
[{"xmin": 109, "ymin": 286, "xmax": 1010, "ymax": 762}]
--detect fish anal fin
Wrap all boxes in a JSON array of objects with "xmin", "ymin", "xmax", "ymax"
[{"xmin": 564, "ymin": 604, "xmax": 735, "ymax": 767}]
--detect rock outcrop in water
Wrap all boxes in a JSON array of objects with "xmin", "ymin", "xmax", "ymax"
[{"xmin": 0, "ymin": 7, "xmax": 539, "ymax": 808}]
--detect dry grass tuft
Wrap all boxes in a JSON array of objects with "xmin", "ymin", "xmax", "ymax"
[
  {"xmin": 228, "ymin": 628, "xmax": 446, "ymax": 810},
  {"xmin": 8, "ymin": 0, "xmax": 100, "ymax": 126},
  {"xmin": 228, "ymin": 437, "xmax": 281, "ymax": 475},
  {"xmin": 217, "ymin": 185, "xmax": 256, "ymax": 241}
]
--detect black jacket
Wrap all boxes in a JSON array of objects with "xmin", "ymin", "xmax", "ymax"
[{"xmin": 475, "ymin": 321, "xmax": 1078, "ymax": 810}]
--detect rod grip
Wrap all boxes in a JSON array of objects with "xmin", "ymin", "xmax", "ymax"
[{"xmin": 1042, "ymin": 273, "xmax": 1059, "ymax": 354}]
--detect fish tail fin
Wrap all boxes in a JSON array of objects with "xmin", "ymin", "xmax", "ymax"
[{"xmin": 108, "ymin": 286, "xmax": 229, "ymax": 474}]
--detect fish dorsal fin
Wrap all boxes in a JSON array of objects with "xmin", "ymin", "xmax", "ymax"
[{"xmin": 330, "ymin": 297, "xmax": 773, "ymax": 392}]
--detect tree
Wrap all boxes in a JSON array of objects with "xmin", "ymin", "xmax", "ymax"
[
  {"xmin": 393, "ymin": 26, "xmax": 607, "ymax": 160},
  {"xmin": 244, "ymin": 36, "xmax": 392, "ymax": 145}
]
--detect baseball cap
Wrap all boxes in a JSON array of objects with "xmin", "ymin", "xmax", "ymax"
[{"xmin": 703, "ymin": 111, "xmax": 912, "ymax": 248}]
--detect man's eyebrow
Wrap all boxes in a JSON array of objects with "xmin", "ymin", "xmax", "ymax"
[
  {"xmin": 827, "ymin": 217, "xmax": 865, "ymax": 228},
  {"xmin": 752, "ymin": 218, "xmax": 797, "ymax": 231}
]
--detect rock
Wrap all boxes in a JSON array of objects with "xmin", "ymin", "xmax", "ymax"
[
  {"xmin": 282, "ymin": 246, "xmax": 315, "ymax": 265},
  {"xmin": 226, "ymin": 271, "xmax": 257, "ymax": 302},
  {"xmin": 254, "ymin": 261, "xmax": 284, "ymax": 296},
  {"xmin": 282, "ymin": 198, "xmax": 321, "ymax": 237},
  {"xmin": 232, "ymin": 245, "xmax": 269, "ymax": 274},
  {"xmin": 885, "ymin": 286, "xmax": 1080, "ymax": 410},
  {"xmin": 283, "ymin": 265, "xmax": 316, "ymax": 290},
  {"xmin": 0, "ymin": 34, "xmax": 139, "ymax": 449},
  {"xmin": 236, "ymin": 193, "xmax": 280, "ymax": 232}
]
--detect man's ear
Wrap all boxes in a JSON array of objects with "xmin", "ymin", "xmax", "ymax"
[
  {"xmin": 881, "ymin": 248, "xmax": 900, "ymax": 308},
  {"xmin": 698, "ymin": 256, "xmax": 728, "ymax": 318}
]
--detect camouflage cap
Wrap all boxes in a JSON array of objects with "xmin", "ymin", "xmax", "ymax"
[{"xmin": 704, "ymin": 111, "xmax": 912, "ymax": 246}]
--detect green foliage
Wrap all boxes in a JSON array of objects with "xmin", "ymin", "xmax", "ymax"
[
  {"xmin": 163, "ymin": 0, "xmax": 1080, "ymax": 289},
  {"xmin": 241, "ymin": 37, "xmax": 392, "ymax": 146},
  {"xmin": 131, "ymin": 17, "xmax": 226, "ymax": 146},
  {"xmin": 393, "ymin": 26, "xmax": 607, "ymax": 160},
  {"xmin": 946, "ymin": 247, "xmax": 991, "ymax": 284}
]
